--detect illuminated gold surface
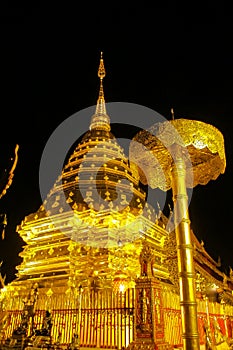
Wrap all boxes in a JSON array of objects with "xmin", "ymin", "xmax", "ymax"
[
  {"xmin": 171, "ymin": 150, "xmax": 200, "ymax": 350},
  {"xmin": 90, "ymin": 51, "xmax": 110, "ymax": 131},
  {"xmin": 1, "ymin": 58, "xmax": 231, "ymax": 350},
  {"xmin": 130, "ymin": 118, "xmax": 226, "ymax": 190},
  {"xmin": 130, "ymin": 118, "xmax": 226, "ymax": 350},
  {"xmin": 12, "ymin": 52, "xmax": 169, "ymax": 291},
  {"xmin": 0, "ymin": 55, "xmax": 170, "ymax": 346}
]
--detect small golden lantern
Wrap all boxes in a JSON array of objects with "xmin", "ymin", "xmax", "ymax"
[{"xmin": 112, "ymin": 270, "xmax": 130, "ymax": 294}]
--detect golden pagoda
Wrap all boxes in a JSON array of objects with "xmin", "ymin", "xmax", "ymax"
[{"xmin": 0, "ymin": 55, "xmax": 232, "ymax": 350}]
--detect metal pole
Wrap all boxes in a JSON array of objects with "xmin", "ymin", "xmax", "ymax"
[
  {"xmin": 171, "ymin": 145, "xmax": 200, "ymax": 350},
  {"xmin": 78, "ymin": 285, "xmax": 83, "ymax": 346}
]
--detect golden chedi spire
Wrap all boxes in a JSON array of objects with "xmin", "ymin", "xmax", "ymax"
[
  {"xmin": 96, "ymin": 51, "xmax": 106, "ymax": 115},
  {"xmin": 90, "ymin": 52, "xmax": 111, "ymax": 131}
]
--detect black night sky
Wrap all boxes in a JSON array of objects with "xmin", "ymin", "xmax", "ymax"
[{"xmin": 0, "ymin": 3, "xmax": 233, "ymax": 283}]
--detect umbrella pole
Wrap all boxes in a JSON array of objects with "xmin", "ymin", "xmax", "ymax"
[{"xmin": 171, "ymin": 146, "xmax": 200, "ymax": 350}]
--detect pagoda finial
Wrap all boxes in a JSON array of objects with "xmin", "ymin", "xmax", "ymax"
[
  {"xmin": 96, "ymin": 51, "xmax": 106, "ymax": 115},
  {"xmin": 98, "ymin": 51, "xmax": 105, "ymax": 79},
  {"xmin": 90, "ymin": 52, "xmax": 110, "ymax": 131}
]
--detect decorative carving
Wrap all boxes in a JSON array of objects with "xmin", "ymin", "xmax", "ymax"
[
  {"xmin": 139, "ymin": 242, "xmax": 154, "ymax": 278},
  {"xmin": 155, "ymin": 289, "xmax": 161, "ymax": 324},
  {"xmin": 139, "ymin": 288, "xmax": 150, "ymax": 331},
  {"xmin": 163, "ymin": 231, "xmax": 179, "ymax": 291},
  {"xmin": 230, "ymin": 267, "xmax": 233, "ymax": 282},
  {"xmin": 130, "ymin": 119, "xmax": 226, "ymax": 190},
  {"xmin": 223, "ymin": 273, "xmax": 229, "ymax": 290},
  {"xmin": 23, "ymin": 283, "xmax": 39, "ymax": 317}
]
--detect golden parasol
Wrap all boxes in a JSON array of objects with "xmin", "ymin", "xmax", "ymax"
[{"xmin": 130, "ymin": 117, "xmax": 226, "ymax": 350}]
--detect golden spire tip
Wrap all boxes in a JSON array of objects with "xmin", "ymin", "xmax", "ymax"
[
  {"xmin": 98, "ymin": 52, "xmax": 106, "ymax": 80},
  {"xmin": 90, "ymin": 52, "xmax": 110, "ymax": 130}
]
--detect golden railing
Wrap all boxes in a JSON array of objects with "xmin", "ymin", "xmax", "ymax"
[{"xmin": 1, "ymin": 288, "xmax": 135, "ymax": 349}]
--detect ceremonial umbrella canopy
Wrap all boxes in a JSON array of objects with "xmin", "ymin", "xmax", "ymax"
[
  {"xmin": 130, "ymin": 118, "xmax": 226, "ymax": 190},
  {"xmin": 129, "ymin": 117, "xmax": 226, "ymax": 350}
]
